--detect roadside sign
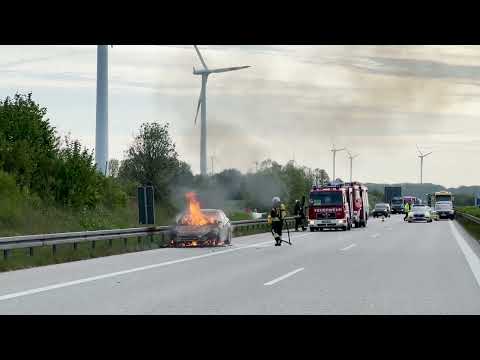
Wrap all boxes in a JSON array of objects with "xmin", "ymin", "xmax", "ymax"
[{"xmin": 138, "ymin": 185, "xmax": 155, "ymax": 225}]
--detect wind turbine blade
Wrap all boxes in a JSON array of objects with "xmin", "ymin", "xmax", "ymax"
[
  {"xmin": 193, "ymin": 45, "xmax": 208, "ymax": 70},
  {"xmin": 194, "ymin": 84, "xmax": 203, "ymax": 125},
  {"xmin": 416, "ymin": 144, "xmax": 423, "ymax": 156},
  {"xmin": 194, "ymin": 97, "xmax": 202, "ymax": 125},
  {"xmin": 208, "ymin": 66, "xmax": 250, "ymax": 74},
  {"xmin": 424, "ymin": 151, "xmax": 433, "ymax": 157}
]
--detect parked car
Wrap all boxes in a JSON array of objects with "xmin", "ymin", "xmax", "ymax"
[
  {"xmin": 407, "ymin": 204, "xmax": 433, "ymax": 223},
  {"xmin": 170, "ymin": 209, "xmax": 233, "ymax": 247},
  {"xmin": 372, "ymin": 203, "xmax": 390, "ymax": 218}
]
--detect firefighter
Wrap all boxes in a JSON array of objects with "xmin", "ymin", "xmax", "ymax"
[
  {"xmin": 294, "ymin": 200, "xmax": 302, "ymax": 231},
  {"xmin": 268, "ymin": 197, "xmax": 286, "ymax": 246},
  {"xmin": 403, "ymin": 201, "xmax": 411, "ymax": 221},
  {"xmin": 293, "ymin": 199, "xmax": 307, "ymax": 231},
  {"xmin": 300, "ymin": 196, "xmax": 307, "ymax": 231}
]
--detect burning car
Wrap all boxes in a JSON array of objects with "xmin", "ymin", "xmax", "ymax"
[{"xmin": 170, "ymin": 193, "xmax": 232, "ymax": 247}]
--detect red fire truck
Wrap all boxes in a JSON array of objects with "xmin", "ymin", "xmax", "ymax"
[
  {"xmin": 344, "ymin": 182, "xmax": 369, "ymax": 228},
  {"xmin": 308, "ymin": 181, "xmax": 369, "ymax": 231},
  {"xmin": 308, "ymin": 184, "xmax": 352, "ymax": 231}
]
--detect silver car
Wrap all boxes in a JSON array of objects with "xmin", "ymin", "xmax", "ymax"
[
  {"xmin": 170, "ymin": 209, "xmax": 233, "ymax": 247},
  {"xmin": 407, "ymin": 204, "xmax": 433, "ymax": 223}
]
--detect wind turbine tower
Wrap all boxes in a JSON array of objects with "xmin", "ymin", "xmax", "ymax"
[
  {"xmin": 417, "ymin": 145, "xmax": 432, "ymax": 184},
  {"xmin": 347, "ymin": 150, "xmax": 360, "ymax": 183},
  {"xmin": 330, "ymin": 145, "xmax": 346, "ymax": 182},
  {"xmin": 193, "ymin": 45, "xmax": 250, "ymax": 176},
  {"xmin": 96, "ymin": 45, "xmax": 109, "ymax": 175}
]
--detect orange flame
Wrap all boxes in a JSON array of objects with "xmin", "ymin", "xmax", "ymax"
[{"xmin": 181, "ymin": 192, "xmax": 214, "ymax": 226}]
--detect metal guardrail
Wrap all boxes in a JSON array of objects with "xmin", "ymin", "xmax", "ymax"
[
  {"xmin": 0, "ymin": 217, "xmax": 296, "ymax": 259},
  {"xmin": 456, "ymin": 211, "xmax": 480, "ymax": 225}
]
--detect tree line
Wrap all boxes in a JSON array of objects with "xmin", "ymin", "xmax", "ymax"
[{"xmin": 0, "ymin": 93, "xmax": 332, "ymax": 230}]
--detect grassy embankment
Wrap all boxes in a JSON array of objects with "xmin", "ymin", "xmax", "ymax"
[{"xmin": 455, "ymin": 206, "xmax": 480, "ymax": 243}]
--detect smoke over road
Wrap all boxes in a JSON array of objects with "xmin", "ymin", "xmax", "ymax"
[{"xmin": 157, "ymin": 45, "xmax": 480, "ymax": 186}]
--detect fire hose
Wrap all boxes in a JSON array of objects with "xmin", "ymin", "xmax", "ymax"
[{"xmin": 269, "ymin": 219, "xmax": 292, "ymax": 246}]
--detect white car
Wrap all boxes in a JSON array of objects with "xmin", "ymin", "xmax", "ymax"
[
  {"xmin": 434, "ymin": 201, "xmax": 455, "ymax": 220},
  {"xmin": 407, "ymin": 204, "xmax": 433, "ymax": 223}
]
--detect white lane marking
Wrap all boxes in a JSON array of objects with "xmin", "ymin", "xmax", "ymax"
[
  {"xmin": 340, "ymin": 244, "xmax": 357, "ymax": 251},
  {"xmin": 264, "ymin": 268, "xmax": 305, "ymax": 286},
  {"xmin": 371, "ymin": 233, "xmax": 380, "ymax": 238},
  {"xmin": 449, "ymin": 221, "xmax": 480, "ymax": 288},
  {"xmin": 0, "ymin": 232, "xmax": 315, "ymax": 302}
]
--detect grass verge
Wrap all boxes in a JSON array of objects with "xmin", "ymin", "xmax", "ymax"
[{"xmin": 456, "ymin": 214, "xmax": 480, "ymax": 244}]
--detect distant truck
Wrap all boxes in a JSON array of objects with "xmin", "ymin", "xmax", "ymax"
[
  {"xmin": 384, "ymin": 186, "xmax": 402, "ymax": 214},
  {"xmin": 427, "ymin": 191, "xmax": 454, "ymax": 208},
  {"xmin": 390, "ymin": 196, "xmax": 404, "ymax": 214},
  {"xmin": 433, "ymin": 191, "xmax": 453, "ymax": 205}
]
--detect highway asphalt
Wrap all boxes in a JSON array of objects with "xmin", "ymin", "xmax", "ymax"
[{"xmin": 1, "ymin": 215, "xmax": 480, "ymax": 314}]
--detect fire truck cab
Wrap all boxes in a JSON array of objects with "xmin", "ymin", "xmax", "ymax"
[{"xmin": 308, "ymin": 185, "xmax": 352, "ymax": 231}]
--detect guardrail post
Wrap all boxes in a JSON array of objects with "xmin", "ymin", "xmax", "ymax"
[
  {"xmin": 138, "ymin": 236, "xmax": 142, "ymax": 250},
  {"xmin": 109, "ymin": 239, "xmax": 113, "ymax": 248},
  {"xmin": 73, "ymin": 242, "xmax": 78, "ymax": 251},
  {"xmin": 52, "ymin": 244, "xmax": 57, "ymax": 256},
  {"xmin": 149, "ymin": 235, "xmax": 153, "ymax": 248},
  {"xmin": 91, "ymin": 240, "xmax": 96, "ymax": 251},
  {"xmin": 124, "ymin": 238, "xmax": 128, "ymax": 249},
  {"xmin": 3, "ymin": 249, "xmax": 9, "ymax": 260},
  {"xmin": 29, "ymin": 247, "xmax": 34, "ymax": 257}
]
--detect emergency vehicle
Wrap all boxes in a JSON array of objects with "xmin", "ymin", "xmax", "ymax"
[
  {"xmin": 344, "ymin": 182, "xmax": 369, "ymax": 228},
  {"xmin": 308, "ymin": 181, "xmax": 369, "ymax": 231},
  {"xmin": 403, "ymin": 196, "xmax": 417, "ymax": 206}
]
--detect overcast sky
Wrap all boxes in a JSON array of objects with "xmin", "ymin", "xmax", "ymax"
[{"xmin": 1, "ymin": 45, "xmax": 480, "ymax": 188}]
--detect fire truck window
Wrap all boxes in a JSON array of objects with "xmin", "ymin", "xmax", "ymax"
[{"xmin": 310, "ymin": 193, "xmax": 343, "ymax": 206}]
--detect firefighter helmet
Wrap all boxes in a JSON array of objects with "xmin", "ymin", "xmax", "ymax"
[{"xmin": 272, "ymin": 197, "xmax": 281, "ymax": 207}]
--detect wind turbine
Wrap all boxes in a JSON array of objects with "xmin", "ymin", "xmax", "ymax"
[
  {"xmin": 210, "ymin": 152, "xmax": 217, "ymax": 176},
  {"xmin": 193, "ymin": 45, "xmax": 250, "ymax": 176},
  {"xmin": 95, "ymin": 45, "xmax": 112, "ymax": 175},
  {"xmin": 330, "ymin": 145, "xmax": 346, "ymax": 182},
  {"xmin": 417, "ymin": 145, "xmax": 432, "ymax": 184},
  {"xmin": 347, "ymin": 150, "xmax": 359, "ymax": 183}
]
